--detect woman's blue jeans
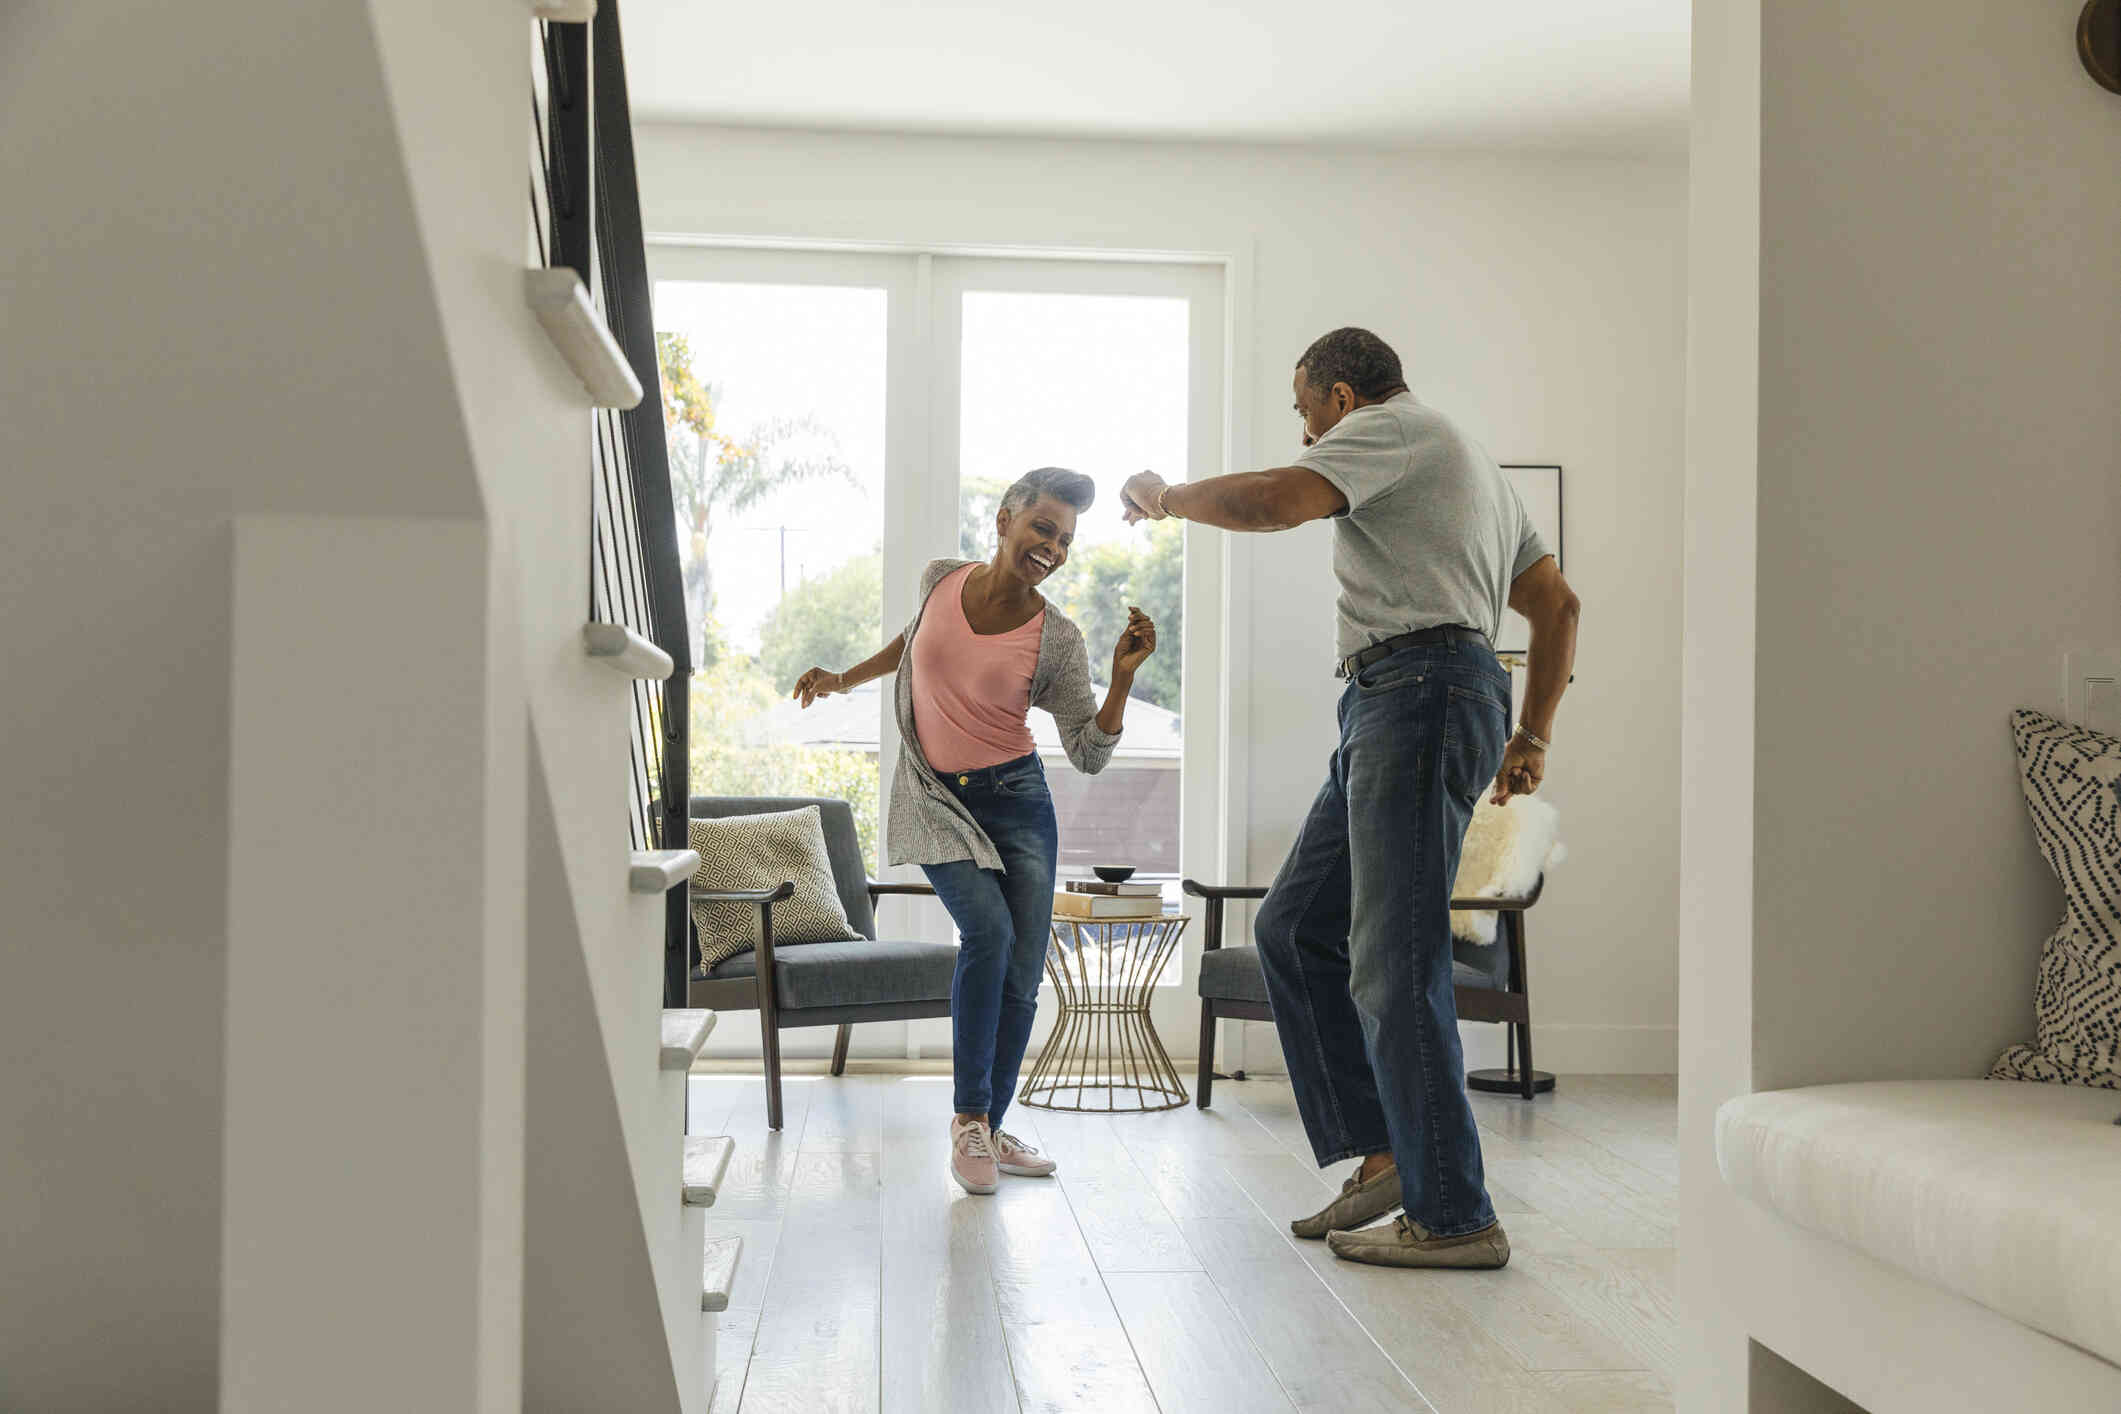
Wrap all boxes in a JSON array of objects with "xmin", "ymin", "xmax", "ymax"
[
  {"xmin": 1253, "ymin": 630, "xmax": 1511, "ymax": 1237},
  {"xmin": 919, "ymin": 752, "xmax": 1058, "ymax": 1134}
]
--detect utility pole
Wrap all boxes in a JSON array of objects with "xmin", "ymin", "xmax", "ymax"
[{"xmin": 763, "ymin": 525, "xmax": 807, "ymax": 601}]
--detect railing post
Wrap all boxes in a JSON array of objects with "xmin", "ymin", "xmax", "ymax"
[
  {"xmin": 544, "ymin": 19, "xmax": 590, "ymax": 284},
  {"xmin": 662, "ymin": 672, "xmax": 690, "ymax": 1006},
  {"xmin": 588, "ymin": 0, "xmax": 693, "ymax": 1001}
]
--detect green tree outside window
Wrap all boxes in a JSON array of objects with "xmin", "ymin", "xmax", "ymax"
[
  {"xmin": 755, "ymin": 552, "xmax": 883, "ymax": 693},
  {"xmin": 657, "ymin": 331, "xmax": 853, "ymax": 669}
]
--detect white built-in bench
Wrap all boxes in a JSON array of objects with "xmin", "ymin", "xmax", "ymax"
[{"xmin": 1716, "ymin": 1079, "xmax": 2121, "ymax": 1407}]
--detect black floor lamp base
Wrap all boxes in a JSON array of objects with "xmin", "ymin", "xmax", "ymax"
[{"xmin": 1467, "ymin": 1068, "xmax": 1556, "ymax": 1096}]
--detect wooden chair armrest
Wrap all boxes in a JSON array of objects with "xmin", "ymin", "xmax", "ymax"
[
  {"xmin": 685, "ymin": 884, "xmax": 794, "ymax": 990},
  {"xmin": 1448, "ymin": 875, "xmax": 1546, "ymax": 912},
  {"xmin": 1177, "ymin": 873, "xmax": 1545, "ymax": 957},
  {"xmin": 1182, "ymin": 879, "xmax": 1270, "ymax": 954},
  {"xmin": 692, "ymin": 882, "xmax": 797, "ymax": 905},
  {"xmin": 866, "ymin": 879, "xmax": 937, "ymax": 900},
  {"xmin": 1181, "ymin": 879, "xmax": 1270, "ymax": 901}
]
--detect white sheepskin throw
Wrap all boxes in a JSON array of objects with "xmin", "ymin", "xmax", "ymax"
[{"xmin": 1450, "ymin": 795, "xmax": 1565, "ymax": 945}]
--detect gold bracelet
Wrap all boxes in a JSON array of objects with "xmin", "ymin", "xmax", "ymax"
[
  {"xmin": 1515, "ymin": 726, "xmax": 1551, "ymax": 752},
  {"xmin": 1156, "ymin": 483, "xmax": 1182, "ymax": 520}
]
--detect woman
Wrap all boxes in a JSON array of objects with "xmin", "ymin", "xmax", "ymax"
[{"xmin": 791, "ymin": 467, "xmax": 1157, "ymax": 1194}]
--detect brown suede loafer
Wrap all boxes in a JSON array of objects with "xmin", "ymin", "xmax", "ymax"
[
  {"xmin": 1327, "ymin": 1216, "xmax": 1511, "ymax": 1269},
  {"xmin": 1290, "ymin": 1165, "xmax": 1403, "ymax": 1240}
]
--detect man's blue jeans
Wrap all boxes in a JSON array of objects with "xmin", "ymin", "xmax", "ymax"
[
  {"xmin": 920, "ymin": 752, "xmax": 1058, "ymax": 1134},
  {"xmin": 1254, "ymin": 630, "xmax": 1511, "ymax": 1237}
]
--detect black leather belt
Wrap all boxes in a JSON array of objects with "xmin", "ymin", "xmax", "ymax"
[{"xmin": 1336, "ymin": 624, "xmax": 1488, "ymax": 679}]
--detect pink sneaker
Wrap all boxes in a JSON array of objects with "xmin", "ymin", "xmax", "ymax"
[
  {"xmin": 950, "ymin": 1117, "xmax": 998, "ymax": 1194},
  {"xmin": 993, "ymin": 1130, "xmax": 1058, "ymax": 1177}
]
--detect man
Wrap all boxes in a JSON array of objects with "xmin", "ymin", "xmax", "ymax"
[{"xmin": 1121, "ymin": 327, "xmax": 1579, "ymax": 1269}]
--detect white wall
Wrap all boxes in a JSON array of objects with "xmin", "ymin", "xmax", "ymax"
[
  {"xmin": 636, "ymin": 124, "xmax": 1689, "ymax": 1073},
  {"xmin": 1678, "ymin": 0, "xmax": 1762, "ymax": 1401},
  {"xmin": 1681, "ymin": 0, "xmax": 2121, "ymax": 1407},
  {"xmin": 0, "ymin": 7, "xmax": 504, "ymax": 1408},
  {"xmin": 223, "ymin": 515, "xmax": 502, "ymax": 1410},
  {"xmin": 1, "ymin": 3, "xmax": 687, "ymax": 1408},
  {"xmin": 1752, "ymin": 0, "xmax": 2121, "ymax": 1090},
  {"xmin": 0, "ymin": 498, "xmax": 233, "ymax": 1412},
  {"xmin": 6, "ymin": 4, "xmax": 714, "ymax": 1408}
]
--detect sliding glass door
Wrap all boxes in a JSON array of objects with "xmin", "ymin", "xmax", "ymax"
[
  {"xmin": 934, "ymin": 258, "xmax": 1220, "ymax": 902},
  {"xmin": 651, "ymin": 243, "xmax": 1226, "ymax": 1050},
  {"xmin": 648, "ymin": 249, "xmax": 909, "ymax": 873}
]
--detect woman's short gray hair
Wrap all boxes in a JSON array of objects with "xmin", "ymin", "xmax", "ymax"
[{"xmin": 1000, "ymin": 466, "xmax": 1096, "ymax": 517}]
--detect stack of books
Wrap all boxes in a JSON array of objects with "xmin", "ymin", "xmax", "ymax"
[{"xmin": 1053, "ymin": 879, "xmax": 1164, "ymax": 919}]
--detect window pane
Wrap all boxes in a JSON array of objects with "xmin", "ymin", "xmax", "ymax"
[
  {"xmin": 654, "ymin": 280, "xmax": 887, "ymax": 870},
  {"xmin": 957, "ymin": 290, "xmax": 1188, "ymax": 902}
]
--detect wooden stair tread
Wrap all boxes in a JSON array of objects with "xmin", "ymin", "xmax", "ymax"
[
  {"xmin": 701, "ymin": 1234, "xmax": 743, "ymax": 1312},
  {"xmin": 660, "ymin": 1010, "xmax": 715, "ymax": 1071},
  {"xmin": 581, "ymin": 621, "xmax": 674, "ymax": 680},
  {"xmin": 630, "ymin": 849, "xmax": 699, "ymax": 894},
  {"xmin": 683, "ymin": 1134, "xmax": 736, "ymax": 1208},
  {"xmin": 524, "ymin": 267, "xmax": 643, "ymax": 409}
]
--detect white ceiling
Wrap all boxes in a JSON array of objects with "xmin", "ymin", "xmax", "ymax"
[{"xmin": 622, "ymin": 1, "xmax": 1689, "ymax": 154}]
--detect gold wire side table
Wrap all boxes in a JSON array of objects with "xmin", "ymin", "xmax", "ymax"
[{"xmin": 1018, "ymin": 913, "xmax": 1191, "ymax": 1113}]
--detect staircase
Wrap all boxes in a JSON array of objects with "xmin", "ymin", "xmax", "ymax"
[
  {"xmin": 520, "ymin": 6, "xmax": 736, "ymax": 1410},
  {"xmin": 0, "ymin": 4, "xmax": 728, "ymax": 1408}
]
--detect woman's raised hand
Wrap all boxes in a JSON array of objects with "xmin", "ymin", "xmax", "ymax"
[
  {"xmin": 791, "ymin": 666, "xmax": 844, "ymax": 709},
  {"xmin": 1112, "ymin": 607, "xmax": 1158, "ymax": 677}
]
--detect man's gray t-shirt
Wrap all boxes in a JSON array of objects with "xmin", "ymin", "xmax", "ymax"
[{"xmin": 1293, "ymin": 392, "xmax": 1550, "ymax": 661}]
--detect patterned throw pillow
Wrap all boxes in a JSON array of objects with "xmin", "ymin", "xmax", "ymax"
[
  {"xmin": 1990, "ymin": 709, "xmax": 2121, "ymax": 1091},
  {"xmin": 689, "ymin": 807, "xmax": 863, "ymax": 971}
]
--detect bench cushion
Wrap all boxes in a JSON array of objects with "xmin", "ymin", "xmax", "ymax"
[
  {"xmin": 1716, "ymin": 1079, "xmax": 2121, "ymax": 1368},
  {"xmin": 1198, "ymin": 943, "xmax": 1505, "ymax": 1007},
  {"xmin": 702, "ymin": 937, "xmax": 958, "ymax": 1011}
]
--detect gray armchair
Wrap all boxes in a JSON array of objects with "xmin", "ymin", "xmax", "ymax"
[
  {"xmin": 1184, "ymin": 875, "xmax": 1550, "ymax": 1107},
  {"xmin": 688, "ymin": 796, "xmax": 956, "ymax": 1130}
]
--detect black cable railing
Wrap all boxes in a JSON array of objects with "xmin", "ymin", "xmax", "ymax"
[{"xmin": 534, "ymin": 3, "xmax": 693, "ymax": 1006}]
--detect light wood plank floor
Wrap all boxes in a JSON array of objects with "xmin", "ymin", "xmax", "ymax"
[{"xmin": 692, "ymin": 1071, "xmax": 1678, "ymax": 1414}]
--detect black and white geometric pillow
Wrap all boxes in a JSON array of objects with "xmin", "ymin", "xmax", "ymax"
[
  {"xmin": 689, "ymin": 806, "xmax": 864, "ymax": 971},
  {"xmin": 1990, "ymin": 709, "xmax": 2121, "ymax": 1092}
]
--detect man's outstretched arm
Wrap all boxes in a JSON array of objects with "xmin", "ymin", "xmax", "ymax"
[{"xmin": 1120, "ymin": 467, "xmax": 1345, "ymax": 533}]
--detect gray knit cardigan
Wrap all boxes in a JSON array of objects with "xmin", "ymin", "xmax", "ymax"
[{"xmin": 885, "ymin": 559, "xmax": 1121, "ymax": 871}]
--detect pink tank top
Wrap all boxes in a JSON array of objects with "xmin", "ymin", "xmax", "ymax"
[{"xmin": 911, "ymin": 564, "xmax": 1045, "ymax": 773}]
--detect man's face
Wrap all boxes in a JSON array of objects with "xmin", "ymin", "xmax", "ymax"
[{"xmin": 1292, "ymin": 366, "xmax": 1350, "ymax": 448}]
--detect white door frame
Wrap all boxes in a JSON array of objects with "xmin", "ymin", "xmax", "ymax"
[
  {"xmin": 923, "ymin": 255, "xmax": 1227, "ymax": 1052},
  {"xmin": 648, "ymin": 238, "xmax": 1254, "ymax": 1064}
]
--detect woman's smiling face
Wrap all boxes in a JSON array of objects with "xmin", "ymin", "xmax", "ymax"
[{"xmin": 995, "ymin": 495, "xmax": 1076, "ymax": 586}]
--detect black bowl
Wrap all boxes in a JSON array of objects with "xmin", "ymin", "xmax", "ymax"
[{"xmin": 1092, "ymin": 865, "xmax": 1136, "ymax": 883}]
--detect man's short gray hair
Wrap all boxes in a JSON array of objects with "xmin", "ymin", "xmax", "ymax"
[
  {"xmin": 1297, "ymin": 327, "xmax": 1406, "ymax": 401},
  {"xmin": 1000, "ymin": 466, "xmax": 1096, "ymax": 517}
]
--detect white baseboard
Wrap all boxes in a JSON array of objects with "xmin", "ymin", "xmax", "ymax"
[
  {"xmin": 699, "ymin": 1013, "xmax": 1677, "ymax": 1076},
  {"xmin": 1480, "ymin": 1023, "xmax": 1677, "ymax": 1074},
  {"xmin": 1229, "ymin": 1019, "xmax": 1676, "ymax": 1076}
]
